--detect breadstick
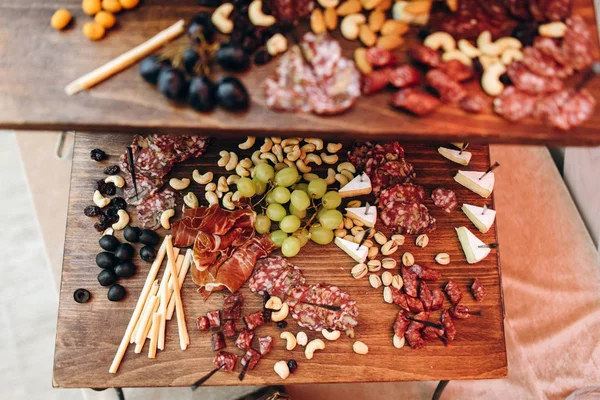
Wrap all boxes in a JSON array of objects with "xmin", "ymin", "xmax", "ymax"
[
  {"xmin": 148, "ymin": 313, "xmax": 161, "ymax": 359},
  {"xmin": 166, "ymin": 249, "xmax": 193, "ymax": 320},
  {"xmin": 157, "ymin": 254, "xmax": 183, "ymax": 349},
  {"xmin": 109, "ymin": 238, "xmax": 168, "ymax": 374},
  {"xmin": 134, "ymin": 295, "xmax": 159, "ymax": 354},
  {"xmin": 65, "ymin": 20, "xmax": 185, "ymax": 95},
  {"xmin": 166, "ymin": 235, "xmax": 189, "ymax": 350},
  {"xmin": 145, "ymin": 252, "xmax": 181, "ymax": 340},
  {"xmin": 132, "ymin": 280, "xmax": 159, "ymax": 344}
]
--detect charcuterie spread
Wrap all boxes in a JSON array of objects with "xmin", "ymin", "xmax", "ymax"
[{"xmin": 66, "ymin": 133, "xmax": 505, "ymax": 385}]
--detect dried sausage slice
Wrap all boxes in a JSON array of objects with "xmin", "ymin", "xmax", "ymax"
[
  {"xmin": 389, "ymin": 65, "xmax": 422, "ymax": 88},
  {"xmin": 493, "ymin": 86, "xmax": 538, "ymax": 122},
  {"xmin": 214, "ymin": 351, "xmax": 238, "ymax": 372},
  {"xmin": 445, "ymin": 280, "xmax": 463, "ymax": 305},
  {"xmin": 507, "ymin": 62, "xmax": 563, "ymax": 94},
  {"xmin": 426, "ymin": 70, "xmax": 467, "ymax": 103},
  {"xmin": 431, "ymin": 188, "xmax": 458, "ymax": 213},
  {"xmin": 391, "ymin": 88, "xmax": 441, "ymax": 116}
]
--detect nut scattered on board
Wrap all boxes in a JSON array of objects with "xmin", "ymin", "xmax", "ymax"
[
  {"xmin": 374, "ymin": 232, "xmax": 387, "ymax": 245},
  {"xmin": 391, "ymin": 234, "xmax": 405, "ymax": 245},
  {"xmin": 238, "ymin": 136, "xmax": 256, "ymax": 150},
  {"xmin": 169, "ymin": 177, "xmax": 190, "ymax": 190},
  {"xmin": 93, "ymin": 190, "xmax": 110, "ymax": 208},
  {"xmin": 337, "ymin": 0, "xmax": 362, "ymax": 16},
  {"xmin": 324, "ymin": 7, "xmax": 338, "ymax": 30},
  {"xmin": 377, "ymin": 35, "xmax": 404, "ymax": 50},
  {"xmin": 193, "ymin": 170, "xmax": 213, "ymax": 185},
  {"xmin": 112, "ymin": 209, "xmax": 130, "ymax": 231},
  {"xmin": 248, "ymin": 0, "xmax": 276, "ymax": 26},
  {"xmin": 435, "ymin": 253, "xmax": 451, "ymax": 265},
  {"xmin": 280, "ymin": 332, "xmax": 297, "ymax": 350},
  {"xmin": 393, "ymin": 334, "xmax": 406, "ymax": 349},
  {"xmin": 265, "ymin": 296, "xmax": 283, "ymax": 310},
  {"xmin": 381, "ymin": 258, "xmax": 396, "ymax": 270},
  {"xmin": 381, "ymin": 240, "xmax": 399, "ymax": 256},
  {"xmin": 383, "ymin": 286, "xmax": 393, "ymax": 303},
  {"xmin": 322, "ymin": 329, "xmax": 341, "ymax": 341},
  {"xmin": 183, "ymin": 192, "xmax": 199, "ymax": 209},
  {"xmin": 211, "ymin": 3, "xmax": 235, "ymax": 34},
  {"xmin": 539, "ymin": 21, "xmax": 567, "ymax": 38},
  {"xmin": 351, "ymin": 263, "xmax": 368, "ymax": 279},
  {"xmin": 381, "ymin": 271, "xmax": 393, "ymax": 286},
  {"xmin": 160, "ymin": 209, "xmax": 175, "ymax": 229},
  {"xmin": 353, "ymin": 341, "xmax": 369, "ymax": 355},
  {"xmin": 205, "ymin": 191, "xmax": 219, "ymax": 206},
  {"xmin": 225, "ymin": 152, "xmax": 239, "ymax": 171},
  {"xmin": 311, "ymin": 8, "xmax": 327, "ymax": 34},
  {"xmin": 83, "ymin": 22, "xmax": 106, "ymax": 41},
  {"xmin": 367, "ymin": 259, "xmax": 381, "ymax": 272},
  {"xmin": 51, "ymin": 9, "xmax": 73, "ymax": 30},
  {"xmin": 369, "ymin": 274, "xmax": 382, "ymax": 288},
  {"xmin": 271, "ymin": 302, "xmax": 289, "ymax": 322},
  {"xmin": 415, "ymin": 234, "xmax": 429, "ymax": 248},
  {"xmin": 391, "ymin": 274, "xmax": 403, "ymax": 289},
  {"xmin": 274, "ymin": 360, "xmax": 290, "ymax": 379},
  {"xmin": 95, "ymin": 11, "xmax": 116, "ymax": 29},
  {"xmin": 267, "ymin": 33, "xmax": 288, "ymax": 56},
  {"xmin": 402, "ymin": 252, "xmax": 415, "ymax": 266},
  {"xmin": 368, "ymin": 246, "xmax": 379, "ymax": 260},
  {"xmin": 296, "ymin": 331, "xmax": 308, "ymax": 346},
  {"xmin": 305, "ymin": 339, "xmax": 325, "ymax": 359},
  {"xmin": 424, "ymin": 31, "xmax": 456, "ymax": 52}
]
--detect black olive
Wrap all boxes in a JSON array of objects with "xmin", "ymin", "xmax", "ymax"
[
  {"xmin": 104, "ymin": 207, "xmax": 119, "ymax": 218},
  {"xmin": 216, "ymin": 42, "xmax": 250, "ymax": 72},
  {"xmin": 157, "ymin": 67, "xmax": 188, "ymax": 100},
  {"xmin": 499, "ymin": 73, "xmax": 512, "ymax": 86},
  {"xmin": 96, "ymin": 252, "xmax": 117, "ymax": 269},
  {"xmin": 215, "ymin": 77, "xmax": 249, "ymax": 111},
  {"xmin": 115, "ymin": 243, "xmax": 135, "ymax": 261},
  {"xmin": 108, "ymin": 284, "xmax": 126, "ymax": 302},
  {"xmin": 115, "ymin": 261, "xmax": 136, "ymax": 278},
  {"xmin": 139, "ymin": 229, "xmax": 160, "ymax": 245},
  {"xmin": 196, "ymin": 0, "xmax": 223, "ymax": 7},
  {"xmin": 140, "ymin": 246, "xmax": 157, "ymax": 262},
  {"xmin": 253, "ymin": 49, "xmax": 272, "ymax": 65},
  {"xmin": 98, "ymin": 269, "xmax": 118, "ymax": 286},
  {"xmin": 139, "ymin": 56, "xmax": 164, "ymax": 85},
  {"xmin": 73, "ymin": 288, "xmax": 91, "ymax": 303},
  {"xmin": 188, "ymin": 75, "xmax": 216, "ymax": 112},
  {"xmin": 183, "ymin": 48, "xmax": 201, "ymax": 74},
  {"xmin": 99, "ymin": 235, "xmax": 120, "ymax": 251},
  {"xmin": 124, "ymin": 226, "xmax": 141, "ymax": 242},
  {"xmin": 187, "ymin": 13, "xmax": 215, "ymax": 43}
]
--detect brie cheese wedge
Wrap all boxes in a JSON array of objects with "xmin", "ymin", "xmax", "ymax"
[
  {"xmin": 345, "ymin": 206, "xmax": 377, "ymax": 228},
  {"xmin": 438, "ymin": 147, "xmax": 472, "ymax": 166},
  {"xmin": 338, "ymin": 173, "xmax": 372, "ymax": 198},
  {"xmin": 451, "ymin": 142, "xmax": 466, "ymax": 149},
  {"xmin": 455, "ymin": 226, "xmax": 491, "ymax": 264},
  {"xmin": 462, "ymin": 204, "xmax": 496, "ymax": 233},
  {"xmin": 454, "ymin": 170, "xmax": 495, "ymax": 198},
  {"xmin": 335, "ymin": 237, "xmax": 368, "ymax": 263}
]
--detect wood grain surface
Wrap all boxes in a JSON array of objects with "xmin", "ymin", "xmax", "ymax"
[
  {"xmin": 53, "ymin": 133, "xmax": 506, "ymax": 388},
  {"xmin": 1, "ymin": 1, "xmax": 600, "ymax": 145}
]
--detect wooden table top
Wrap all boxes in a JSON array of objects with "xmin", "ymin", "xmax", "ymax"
[
  {"xmin": 53, "ymin": 133, "xmax": 506, "ymax": 388},
  {"xmin": 1, "ymin": 1, "xmax": 600, "ymax": 145}
]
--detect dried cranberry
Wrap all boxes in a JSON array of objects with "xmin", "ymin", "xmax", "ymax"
[
  {"xmin": 254, "ymin": 50, "xmax": 272, "ymax": 65},
  {"xmin": 94, "ymin": 222, "xmax": 109, "ymax": 232},
  {"xmin": 276, "ymin": 320, "xmax": 287, "ymax": 328},
  {"xmin": 90, "ymin": 149, "xmax": 107, "ymax": 162},
  {"xmin": 110, "ymin": 197, "xmax": 127, "ymax": 210},
  {"xmin": 287, "ymin": 360, "xmax": 298, "ymax": 373},
  {"xmin": 84, "ymin": 205, "xmax": 101, "ymax": 217},
  {"xmin": 103, "ymin": 165, "xmax": 120, "ymax": 175}
]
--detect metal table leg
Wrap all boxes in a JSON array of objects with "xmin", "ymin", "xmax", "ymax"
[{"xmin": 432, "ymin": 380, "xmax": 450, "ymax": 400}]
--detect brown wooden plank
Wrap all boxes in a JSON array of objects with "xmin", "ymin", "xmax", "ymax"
[
  {"xmin": 1, "ymin": 1, "xmax": 600, "ymax": 145},
  {"xmin": 53, "ymin": 133, "xmax": 506, "ymax": 388}
]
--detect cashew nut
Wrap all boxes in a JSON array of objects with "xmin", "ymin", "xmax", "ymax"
[
  {"xmin": 266, "ymin": 33, "xmax": 288, "ymax": 56},
  {"xmin": 305, "ymin": 339, "xmax": 325, "ymax": 359},
  {"xmin": 272, "ymin": 144, "xmax": 284, "ymax": 162},
  {"xmin": 320, "ymin": 153, "xmax": 339, "ymax": 165},
  {"xmin": 326, "ymin": 142, "xmax": 343, "ymax": 153},
  {"xmin": 477, "ymin": 30, "xmax": 492, "ymax": 49},
  {"xmin": 481, "ymin": 62, "xmax": 507, "ymax": 96},
  {"xmin": 352, "ymin": 340, "xmax": 369, "ymax": 355},
  {"xmin": 325, "ymin": 168, "xmax": 336, "ymax": 185},
  {"xmin": 205, "ymin": 182, "xmax": 217, "ymax": 192},
  {"xmin": 160, "ymin": 209, "xmax": 175, "ymax": 229},
  {"xmin": 335, "ymin": 173, "xmax": 349, "ymax": 187},
  {"xmin": 231, "ymin": 191, "xmax": 241, "ymax": 202},
  {"xmin": 222, "ymin": 192, "xmax": 235, "ymax": 210},
  {"xmin": 479, "ymin": 42, "xmax": 502, "ymax": 57},
  {"xmin": 192, "ymin": 170, "xmax": 213, "ymax": 185},
  {"xmin": 251, "ymin": 150, "xmax": 265, "ymax": 166},
  {"xmin": 265, "ymin": 296, "xmax": 283, "ymax": 310},
  {"xmin": 236, "ymin": 162, "xmax": 251, "ymax": 177},
  {"xmin": 305, "ymin": 138, "xmax": 324, "ymax": 150},
  {"xmin": 340, "ymin": 14, "xmax": 366, "ymax": 40},
  {"xmin": 271, "ymin": 302, "xmax": 289, "ymax": 322},
  {"xmin": 104, "ymin": 175, "xmax": 125, "ymax": 188},
  {"xmin": 281, "ymin": 138, "xmax": 300, "ymax": 147},
  {"xmin": 217, "ymin": 176, "xmax": 229, "ymax": 192},
  {"xmin": 205, "ymin": 191, "xmax": 219, "ymax": 206},
  {"xmin": 112, "ymin": 209, "xmax": 130, "ymax": 231},
  {"xmin": 321, "ymin": 329, "xmax": 341, "ymax": 341},
  {"xmin": 501, "ymin": 48, "xmax": 524, "ymax": 65},
  {"xmin": 217, "ymin": 150, "xmax": 230, "ymax": 167},
  {"xmin": 393, "ymin": 1, "xmax": 413, "ymax": 24},
  {"xmin": 102, "ymin": 227, "xmax": 114, "ymax": 236},
  {"xmin": 280, "ymin": 332, "xmax": 297, "ymax": 350},
  {"xmin": 225, "ymin": 152, "xmax": 238, "ymax": 171},
  {"xmin": 93, "ymin": 190, "xmax": 110, "ymax": 208},
  {"xmin": 271, "ymin": 136, "xmax": 282, "ymax": 144},
  {"xmin": 249, "ymin": 0, "xmax": 276, "ymax": 26},
  {"xmin": 318, "ymin": 0, "xmax": 339, "ymax": 8},
  {"xmin": 260, "ymin": 152, "xmax": 278, "ymax": 164},
  {"xmin": 286, "ymin": 145, "xmax": 302, "ymax": 162},
  {"xmin": 296, "ymin": 159, "xmax": 312, "ymax": 173},
  {"xmin": 336, "ymin": 162, "xmax": 356, "ymax": 173},
  {"xmin": 274, "ymin": 360, "xmax": 290, "ymax": 380},
  {"xmin": 494, "ymin": 37, "xmax": 522, "ymax": 52},
  {"xmin": 240, "ymin": 158, "xmax": 252, "ymax": 168},
  {"xmin": 458, "ymin": 39, "xmax": 480, "ymax": 58},
  {"xmin": 184, "ymin": 192, "xmax": 199, "ymax": 209},
  {"xmin": 283, "ymin": 159, "xmax": 295, "ymax": 168},
  {"xmin": 260, "ymin": 137, "xmax": 274, "ymax": 153},
  {"xmin": 300, "ymin": 143, "xmax": 316, "ymax": 154},
  {"xmin": 239, "ymin": 136, "xmax": 256, "ymax": 150},
  {"xmin": 169, "ymin": 178, "xmax": 190, "ymax": 191},
  {"xmin": 539, "ymin": 21, "xmax": 567, "ymax": 38},
  {"xmin": 296, "ymin": 331, "xmax": 308, "ymax": 346},
  {"xmin": 304, "ymin": 153, "xmax": 322, "ymax": 166},
  {"xmin": 340, "ymin": 169, "xmax": 354, "ymax": 181},
  {"xmin": 424, "ymin": 31, "xmax": 456, "ymax": 52},
  {"xmin": 479, "ymin": 54, "xmax": 500, "ymax": 70},
  {"xmin": 227, "ymin": 174, "xmax": 241, "ymax": 185},
  {"xmin": 442, "ymin": 50, "xmax": 473, "ymax": 66},
  {"xmin": 303, "ymin": 173, "xmax": 319, "ymax": 181},
  {"xmin": 211, "ymin": 2, "xmax": 234, "ymax": 34}
]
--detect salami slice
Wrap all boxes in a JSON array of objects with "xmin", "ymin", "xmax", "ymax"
[
  {"xmin": 507, "ymin": 62, "xmax": 563, "ymax": 94},
  {"xmin": 258, "ymin": 336, "xmax": 273, "ymax": 355},
  {"xmin": 522, "ymin": 47, "xmax": 573, "ymax": 78},
  {"xmin": 445, "ymin": 280, "xmax": 463, "ymax": 305},
  {"xmin": 419, "ymin": 281, "xmax": 434, "ymax": 311},
  {"xmin": 371, "ymin": 159, "xmax": 416, "ymax": 196},
  {"xmin": 533, "ymin": 89, "xmax": 572, "ymax": 120},
  {"xmin": 362, "ymin": 68, "xmax": 392, "ymax": 95},
  {"xmin": 459, "ymin": 94, "xmax": 488, "ymax": 114},
  {"xmin": 423, "ymin": 326, "xmax": 445, "ymax": 340},
  {"xmin": 430, "ymin": 289, "xmax": 445, "ymax": 311},
  {"xmin": 391, "ymin": 288, "xmax": 410, "ymax": 311},
  {"xmin": 249, "ymin": 256, "xmax": 306, "ymax": 297},
  {"xmin": 136, "ymin": 188, "xmax": 178, "ymax": 230},
  {"xmin": 534, "ymin": 36, "xmax": 570, "ymax": 65},
  {"xmin": 240, "ymin": 348, "xmax": 261, "ymax": 370},
  {"xmin": 406, "ymin": 295, "xmax": 425, "ymax": 313},
  {"xmin": 471, "ymin": 278, "xmax": 486, "ymax": 302},
  {"xmin": 426, "ymin": 70, "xmax": 468, "ymax": 103},
  {"xmin": 206, "ymin": 310, "xmax": 221, "ymax": 328},
  {"xmin": 363, "ymin": 142, "xmax": 405, "ymax": 177},
  {"xmin": 211, "ymin": 332, "xmax": 226, "ymax": 351},
  {"xmin": 431, "ymin": 188, "xmax": 458, "ymax": 213},
  {"xmin": 546, "ymin": 89, "xmax": 596, "ymax": 130},
  {"xmin": 410, "ymin": 45, "xmax": 442, "ymax": 68},
  {"xmin": 545, "ymin": 0, "xmax": 570, "ymax": 21},
  {"xmin": 401, "ymin": 266, "xmax": 419, "ymax": 297},
  {"xmin": 222, "ymin": 320, "xmax": 237, "ymax": 337},
  {"xmin": 391, "ymin": 88, "xmax": 441, "ymax": 116},
  {"xmin": 380, "ymin": 201, "xmax": 437, "ymax": 235},
  {"xmin": 379, "ymin": 183, "xmax": 425, "ymax": 208},
  {"xmin": 235, "ymin": 328, "xmax": 255, "ymax": 350},
  {"xmin": 438, "ymin": 59, "xmax": 474, "ymax": 82},
  {"xmin": 197, "ymin": 316, "xmax": 210, "ymax": 331},
  {"xmin": 449, "ymin": 304, "xmax": 472, "ymax": 319},
  {"xmin": 243, "ymin": 311, "xmax": 265, "ymax": 331},
  {"xmin": 214, "ymin": 351, "xmax": 238, "ymax": 372},
  {"xmin": 493, "ymin": 86, "xmax": 538, "ymax": 122},
  {"xmin": 389, "ymin": 65, "xmax": 422, "ymax": 88},
  {"xmin": 366, "ymin": 47, "xmax": 396, "ymax": 67},
  {"xmin": 410, "ymin": 264, "xmax": 441, "ymax": 282},
  {"xmin": 441, "ymin": 310, "xmax": 457, "ymax": 341},
  {"xmin": 393, "ymin": 311, "xmax": 411, "ymax": 338},
  {"xmin": 405, "ymin": 311, "xmax": 430, "ymax": 349}
]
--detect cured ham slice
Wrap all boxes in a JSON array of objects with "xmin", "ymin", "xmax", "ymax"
[{"xmin": 192, "ymin": 235, "xmax": 276, "ymax": 295}]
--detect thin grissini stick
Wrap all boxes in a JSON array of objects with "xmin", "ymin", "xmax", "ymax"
[
  {"xmin": 157, "ymin": 254, "xmax": 183, "ymax": 349},
  {"xmin": 109, "ymin": 238, "xmax": 168, "ymax": 374},
  {"xmin": 65, "ymin": 20, "xmax": 185, "ymax": 95},
  {"xmin": 132, "ymin": 280, "xmax": 159, "ymax": 344},
  {"xmin": 147, "ymin": 253, "xmax": 183, "ymax": 340},
  {"xmin": 166, "ymin": 235, "xmax": 189, "ymax": 350},
  {"xmin": 148, "ymin": 312, "xmax": 161, "ymax": 359},
  {"xmin": 135, "ymin": 295, "xmax": 159, "ymax": 354},
  {"xmin": 167, "ymin": 249, "xmax": 193, "ymax": 321}
]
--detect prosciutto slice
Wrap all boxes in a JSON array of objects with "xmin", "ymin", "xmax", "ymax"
[{"xmin": 192, "ymin": 235, "xmax": 276, "ymax": 294}]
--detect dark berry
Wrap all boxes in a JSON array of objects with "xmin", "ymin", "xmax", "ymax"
[
  {"xmin": 232, "ymin": 0, "xmax": 251, "ymax": 8},
  {"xmin": 139, "ymin": 229, "xmax": 160, "ymax": 246},
  {"xmin": 104, "ymin": 207, "xmax": 119, "ymax": 218},
  {"xmin": 499, "ymin": 73, "xmax": 512, "ymax": 86},
  {"xmin": 114, "ymin": 261, "xmax": 136, "ymax": 278},
  {"xmin": 114, "ymin": 243, "xmax": 135, "ymax": 261},
  {"xmin": 73, "ymin": 288, "xmax": 91, "ymax": 303},
  {"xmin": 96, "ymin": 252, "xmax": 117, "ymax": 269},
  {"xmin": 242, "ymin": 37, "xmax": 259, "ymax": 54},
  {"xmin": 472, "ymin": 57, "xmax": 483, "ymax": 74},
  {"xmin": 140, "ymin": 246, "xmax": 157, "ymax": 262},
  {"xmin": 103, "ymin": 165, "xmax": 120, "ymax": 175},
  {"xmin": 512, "ymin": 22, "xmax": 538, "ymax": 47},
  {"xmin": 140, "ymin": 56, "xmax": 165, "ymax": 85},
  {"xmin": 417, "ymin": 28, "xmax": 432, "ymax": 42},
  {"xmin": 276, "ymin": 320, "xmax": 287, "ymax": 328},
  {"xmin": 262, "ymin": 293, "xmax": 271, "ymax": 307},
  {"xmin": 84, "ymin": 205, "xmax": 101, "ymax": 217},
  {"xmin": 157, "ymin": 67, "xmax": 188, "ymax": 100},
  {"xmin": 103, "ymin": 182, "xmax": 116, "ymax": 196},
  {"xmin": 110, "ymin": 197, "xmax": 127, "ymax": 210},
  {"xmin": 94, "ymin": 222, "xmax": 109, "ymax": 232},
  {"xmin": 90, "ymin": 149, "xmax": 107, "ymax": 162},
  {"xmin": 215, "ymin": 77, "xmax": 249, "ymax": 111},
  {"xmin": 262, "ymin": 309, "xmax": 271, "ymax": 322},
  {"xmin": 98, "ymin": 269, "xmax": 118, "ymax": 287},
  {"xmin": 124, "ymin": 226, "xmax": 141, "ymax": 242},
  {"xmin": 216, "ymin": 42, "xmax": 250, "ymax": 72},
  {"xmin": 230, "ymin": 30, "xmax": 244, "ymax": 43},
  {"xmin": 99, "ymin": 235, "xmax": 120, "ymax": 251},
  {"xmin": 188, "ymin": 75, "xmax": 217, "ymax": 112},
  {"xmin": 253, "ymin": 49, "xmax": 272, "ymax": 65},
  {"xmin": 183, "ymin": 48, "xmax": 201, "ymax": 74},
  {"xmin": 108, "ymin": 284, "xmax": 126, "ymax": 301},
  {"xmin": 99, "ymin": 213, "xmax": 117, "ymax": 226},
  {"xmin": 187, "ymin": 13, "xmax": 215, "ymax": 43},
  {"xmin": 287, "ymin": 360, "xmax": 298, "ymax": 373}
]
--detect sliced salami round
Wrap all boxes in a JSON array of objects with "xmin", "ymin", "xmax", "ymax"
[{"xmin": 431, "ymin": 188, "xmax": 458, "ymax": 213}]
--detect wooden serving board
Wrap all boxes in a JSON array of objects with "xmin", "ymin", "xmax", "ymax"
[
  {"xmin": 53, "ymin": 132, "xmax": 506, "ymax": 388},
  {"xmin": 1, "ymin": 1, "xmax": 600, "ymax": 145}
]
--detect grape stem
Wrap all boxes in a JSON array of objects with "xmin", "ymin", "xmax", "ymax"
[{"xmin": 251, "ymin": 184, "xmax": 274, "ymax": 208}]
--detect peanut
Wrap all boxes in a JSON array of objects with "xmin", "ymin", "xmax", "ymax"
[
  {"xmin": 355, "ymin": 46, "xmax": 374, "ymax": 74},
  {"xmin": 368, "ymin": 10, "xmax": 385, "ymax": 32},
  {"xmin": 404, "ymin": 0, "xmax": 431, "ymax": 15},
  {"xmin": 377, "ymin": 35, "xmax": 404, "ymax": 50},
  {"xmin": 82, "ymin": 0, "xmax": 102, "ymax": 16},
  {"xmin": 359, "ymin": 24, "xmax": 377, "ymax": 47},
  {"xmin": 381, "ymin": 20, "xmax": 409, "ymax": 37},
  {"xmin": 361, "ymin": 0, "xmax": 383, "ymax": 10},
  {"xmin": 337, "ymin": 0, "xmax": 362, "ymax": 16},
  {"xmin": 311, "ymin": 8, "xmax": 327, "ymax": 34},
  {"xmin": 324, "ymin": 7, "xmax": 338, "ymax": 30},
  {"xmin": 102, "ymin": 0, "xmax": 122, "ymax": 13}
]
